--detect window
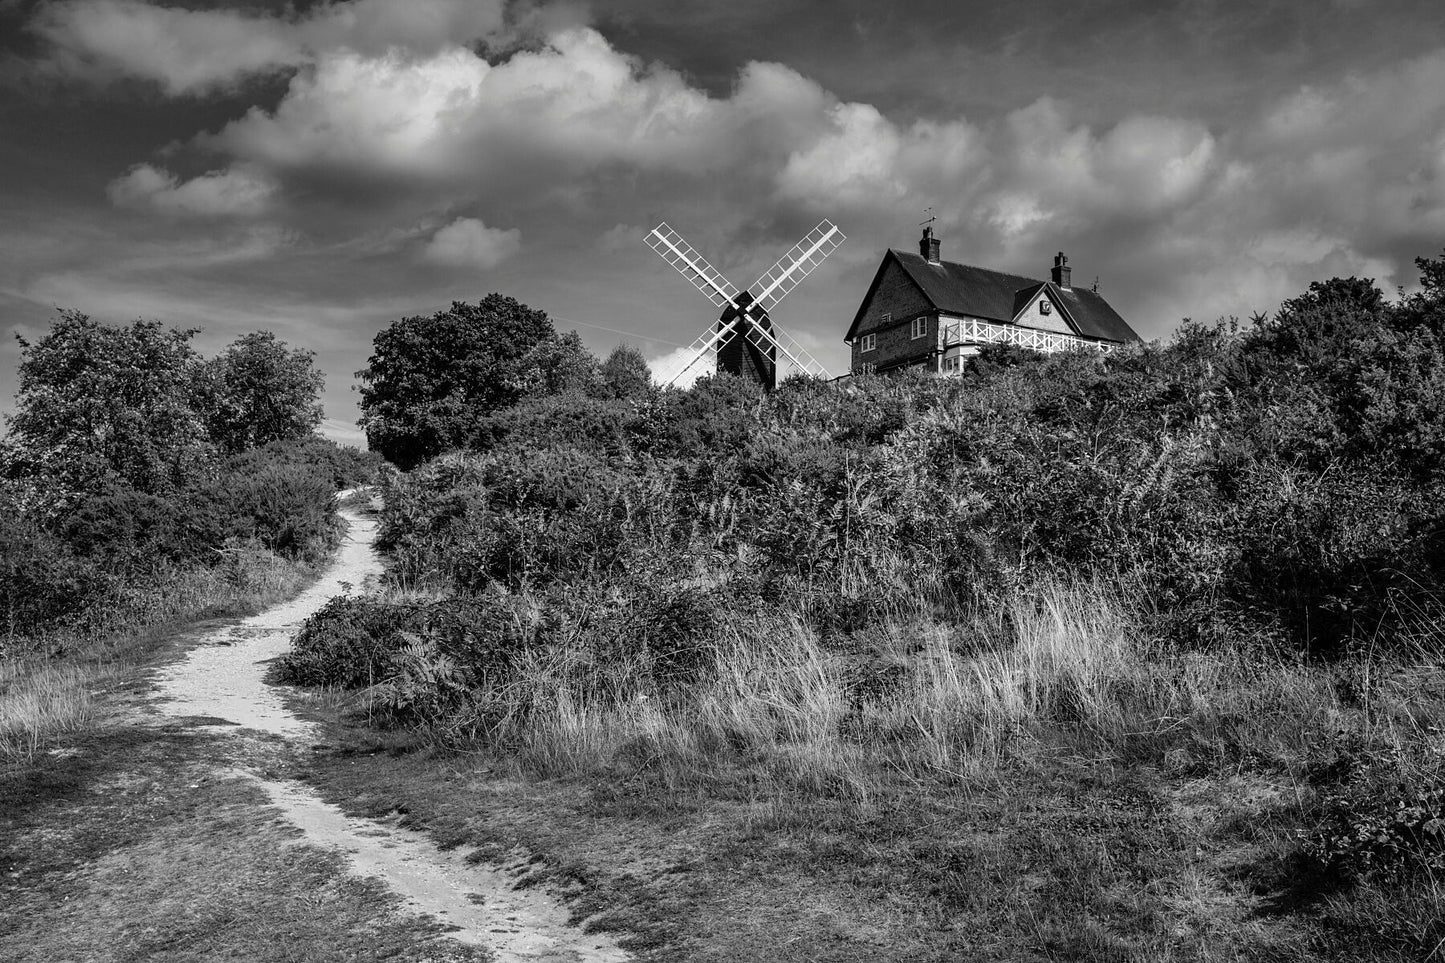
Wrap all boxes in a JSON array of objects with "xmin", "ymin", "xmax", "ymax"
[
  {"xmin": 860, "ymin": 333, "xmax": 877, "ymax": 352},
  {"xmin": 941, "ymin": 355, "xmax": 960, "ymax": 374},
  {"xmin": 911, "ymin": 316, "xmax": 928, "ymax": 339},
  {"xmin": 880, "ymin": 312, "xmax": 892, "ymax": 325}
]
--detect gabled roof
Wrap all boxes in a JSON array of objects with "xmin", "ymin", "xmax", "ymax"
[
  {"xmin": 846, "ymin": 248, "xmax": 1142, "ymax": 344},
  {"xmin": 892, "ymin": 250, "xmax": 1039, "ymax": 325},
  {"xmin": 1049, "ymin": 284, "xmax": 1139, "ymax": 343},
  {"xmin": 1012, "ymin": 282, "xmax": 1049, "ymax": 320}
]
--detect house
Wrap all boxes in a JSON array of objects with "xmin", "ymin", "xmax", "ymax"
[{"xmin": 844, "ymin": 227, "xmax": 1141, "ymax": 375}]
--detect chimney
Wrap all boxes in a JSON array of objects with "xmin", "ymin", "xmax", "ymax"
[
  {"xmin": 1051, "ymin": 252, "xmax": 1071, "ymax": 288},
  {"xmin": 920, "ymin": 226, "xmax": 941, "ymax": 264}
]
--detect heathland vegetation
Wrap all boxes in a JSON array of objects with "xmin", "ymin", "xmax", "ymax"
[
  {"xmin": 280, "ymin": 256, "xmax": 1445, "ymax": 958},
  {"xmin": 0, "ymin": 311, "xmax": 377, "ymax": 762}
]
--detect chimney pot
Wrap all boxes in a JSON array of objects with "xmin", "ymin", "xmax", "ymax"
[
  {"xmin": 1051, "ymin": 251, "xmax": 1071, "ymax": 288},
  {"xmin": 920, "ymin": 226, "xmax": 941, "ymax": 264}
]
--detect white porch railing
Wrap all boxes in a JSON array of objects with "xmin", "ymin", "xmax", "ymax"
[{"xmin": 938, "ymin": 316, "xmax": 1114, "ymax": 358}]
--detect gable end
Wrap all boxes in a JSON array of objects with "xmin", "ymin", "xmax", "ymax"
[{"xmin": 845, "ymin": 251, "xmax": 937, "ymax": 342}]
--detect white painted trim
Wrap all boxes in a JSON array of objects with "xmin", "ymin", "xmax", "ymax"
[{"xmin": 936, "ymin": 316, "xmax": 1113, "ymax": 362}]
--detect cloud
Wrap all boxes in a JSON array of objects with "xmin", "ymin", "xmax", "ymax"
[
  {"xmin": 420, "ymin": 217, "xmax": 521, "ymax": 269},
  {"xmin": 992, "ymin": 100, "xmax": 1218, "ymax": 231},
  {"xmin": 647, "ymin": 344, "xmax": 711, "ymax": 388},
  {"xmin": 31, "ymin": 0, "xmax": 509, "ymax": 95},
  {"xmin": 597, "ymin": 223, "xmax": 649, "ymax": 253},
  {"xmin": 32, "ymin": 0, "xmax": 301, "ymax": 94},
  {"xmin": 29, "ymin": 2, "xmax": 1445, "ymax": 354},
  {"xmin": 296, "ymin": 0, "xmax": 506, "ymax": 58},
  {"xmin": 318, "ymin": 416, "xmax": 368, "ymax": 448},
  {"xmin": 211, "ymin": 46, "xmax": 492, "ymax": 177},
  {"xmin": 106, "ymin": 163, "xmax": 276, "ymax": 217},
  {"xmin": 204, "ymin": 28, "xmax": 761, "ymax": 187}
]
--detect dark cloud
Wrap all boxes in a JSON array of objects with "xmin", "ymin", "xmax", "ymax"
[{"xmin": 3, "ymin": 0, "xmax": 1445, "ymax": 433}]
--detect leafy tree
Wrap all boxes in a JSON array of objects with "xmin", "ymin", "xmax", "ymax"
[
  {"xmin": 513, "ymin": 330, "xmax": 600, "ymax": 398},
  {"xmin": 1414, "ymin": 248, "xmax": 1445, "ymax": 298},
  {"xmin": 1394, "ymin": 248, "xmax": 1445, "ymax": 335},
  {"xmin": 600, "ymin": 344, "xmax": 654, "ymax": 400},
  {"xmin": 202, "ymin": 331, "xmax": 325, "ymax": 454},
  {"xmin": 358, "ymin": 295, "xmax": 555, "ymax": 469},
  {"xmin": 3, "ymin": 311, "xmax": 212, "ymax": 500}
]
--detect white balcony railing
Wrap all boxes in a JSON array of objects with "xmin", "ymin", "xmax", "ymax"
[{"xmin": 937, "ymin": 316, "xmax": 1114, "ymax": 360}]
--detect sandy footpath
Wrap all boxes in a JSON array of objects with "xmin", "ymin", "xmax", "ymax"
[{"xmin": 153, "ymin": 497, "xmax": 630, "ymax": 963}]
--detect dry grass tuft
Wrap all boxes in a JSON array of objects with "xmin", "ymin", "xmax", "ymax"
[
  {"xmin": 0, "ymin": 661, "xmax": 95, "ymax": 764},
  {"xmin": 458, "ymin": 582, "xmax": 1182, "ymax": 792},
  {"xmin": 436, "ymin": 577, "xmax": 1442, "ymax": 818}
]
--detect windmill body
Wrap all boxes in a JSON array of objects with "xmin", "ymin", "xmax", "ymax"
[
  {"xmin": 646, "ymin": 220, "xmax": 844, "ymax": 389},
  {"xmin": 716, "ymin": 292, "xmax": 776, "ymax": 387}
]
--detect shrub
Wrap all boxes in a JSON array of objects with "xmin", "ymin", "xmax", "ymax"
[
  {"xmin": 0, "ymin": 509, "xmax": 104, "ymax": 643},
  {"xmin": 224, "ymin": 436, "xmax": 382, "ymax": 491},
  {"xmin": 271, "ymin": 596, "xmax": 423, "ymax": 688},
  {"xmin": 1308, "ymin": 782, "xmax": 1445, "ymax": 884},
  {"xmin": 274, "ymin": 593, "xmax": 549, "ymax": 698},
  {"xmin": 218, "ymin": 461, "xmax": 341, "ymax": 560},
  {"xmin": 357, "ymin": 257, "xmax": 1445, "ymax": 697}
]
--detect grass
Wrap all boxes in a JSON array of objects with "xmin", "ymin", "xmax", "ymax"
[
  {"xmin": 0, "ymin": 502, "xmax": 495, "ymax": 962},
  {"xmin": 0, "ymin": 544, "xmax": 322, "ymax": 769},
  {"xmin": 290, "ymin": 577, "xmax": 1445, "ymax": 961},
  {"xmin": 0, "ymin": 662, "xmax": 95, "ymax": 765},
  {"xmin": 0, "ymin": 725, "xmax": 490, "ymax": 962},
  {"xmin": 441, "ymin": 581, "xmax": 1365, "ymax": 794}
]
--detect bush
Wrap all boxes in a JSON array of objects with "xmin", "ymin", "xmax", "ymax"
[
  {"xmin": 224, "ymin": 436, "xmax": 382, "ymax": 491},
  {"xmin": 1308, "ymin": 779, "xmax": 1445, "ymax": 884},
  {"xmin": 0, "ymin": 507, "xmax": 106, "ymax": 643},
  {"xmin": 341, "ymin": 256, "xmax": 1445, "ymax": 718},
  {"xmin": 271, "ymin": 596, "xmax": 424, "ymax": 688},
  {"xmin": 220, "ymin": 462, "xmax": 341, "ymax": 560}
]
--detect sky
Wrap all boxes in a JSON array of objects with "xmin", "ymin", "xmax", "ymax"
[{"xmin": 3, "ymin": 0, "xmax": 1445, "ymax": 446}]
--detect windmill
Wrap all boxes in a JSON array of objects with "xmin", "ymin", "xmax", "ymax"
[{"xmin": 646, "ymin": 220, "xmax": 845, "ymax": 389}]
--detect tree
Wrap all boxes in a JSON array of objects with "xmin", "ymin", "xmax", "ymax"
[
  {"xmin": 358, "ymin": 295, "xmax": 555, "ymax": 469},
  {"xmin": 3, "ymin": 311, "xmax": 212, "ymax": 500},
  {"xmin": 513, "ymin": 330, "xmax": 600, "ymax": 398},
  {"xmin": 202, "ymin": 331, "xmax": 325, "ymax": 454},
  {"xmin": 600, "ymin": 344, "xmax": 654, "ymax": 400},
  {"xmin": 1394, "ymin": 249, "xmax": 1445, "ymax": 335}
]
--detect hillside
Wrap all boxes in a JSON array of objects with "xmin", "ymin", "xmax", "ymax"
[
  {"xmin": 5, "ymin": 261, "xmax": 1445, "ymax": 959},
  {"xmin": 274, "ymin": 263, "xmax": 1445, "ymax": 958}
]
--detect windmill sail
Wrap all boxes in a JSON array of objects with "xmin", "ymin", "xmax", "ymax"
[
  {"xmin": 740, "ymin": 313, "xmax": 828, "ymax": 379},
  {"xmin": 660, "ymin": 318, "xmax": 735, "ymax": 386},
  {"xmin": 750, "ymin": 220, "xmax": 845, "ymax": 314},
  {"xmin": 645, "ymin": 223, "xmax": 739, "ymax": 308},
  {"xmin": 646, "ymin": 218, "xmax": 843, "ymax": 389}
]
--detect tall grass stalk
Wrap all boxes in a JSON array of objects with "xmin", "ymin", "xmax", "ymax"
[
  {"xmin": 0, "ymin": 662, "xmax": 94, "ymax": 764},
  {"xmin": 445, "ymin": 579, "xmax": 1444, "ymax": 801}
]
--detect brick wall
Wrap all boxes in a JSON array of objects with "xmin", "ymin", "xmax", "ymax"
[
  {"xmin": 854, "ymin": 313, "xmax": 936, "ymax": 372},
  {"xmin": 849, "ymin": 256, "xmax": 936, "ymax": 374}
]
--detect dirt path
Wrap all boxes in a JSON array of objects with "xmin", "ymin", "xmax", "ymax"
[
  {"xmin": 144, "ymin": 502, "xmax": 630, "ymax": 963},
  {"xmin": 0, "ymin": 501, "xmax": 626, "ymax": 963},
  {"xmin": 152, "ymin": 500, "xmax": 383, "ymax": 740}
]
